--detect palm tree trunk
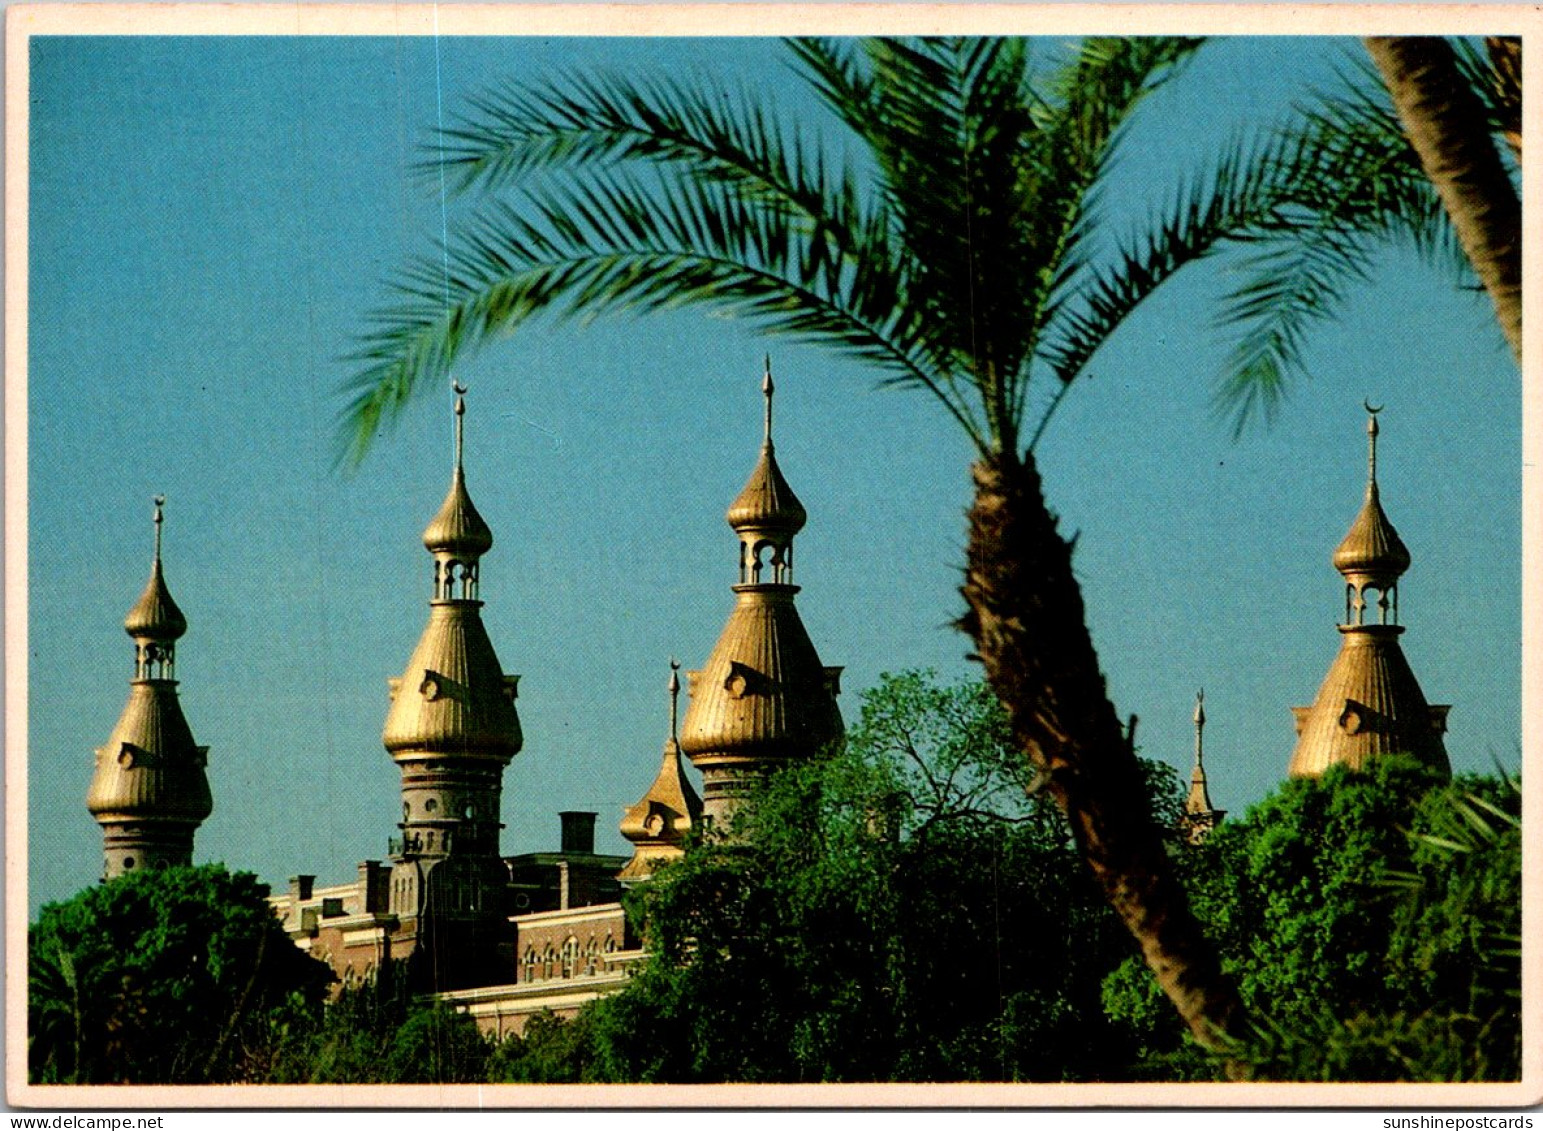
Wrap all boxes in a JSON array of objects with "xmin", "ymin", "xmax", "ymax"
[
  {"xmin": 959, "ymin": 450, "xmax": 1246, "ymax": 1063},
  {"xmin": 1365, "ymin": 36, "xmax": 1521, "ymax": 361},
  {"xmin": 1485, "ymin": 37, "xmax": 1521, "ymax": 163}
]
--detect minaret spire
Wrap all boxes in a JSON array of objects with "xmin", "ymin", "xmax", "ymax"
[
  {"xmin": 89, "ymin": 495, "xmax": 211, "ymax": 879},
  {"xmin": 1288, "ymin": 407, "xmax": 1450, "ymax": 778},
  {"xmin": 422, "ymin": 381, "xmax": 493, "ymax": 601},
  {"xmin": 1193, "ymin": 688, "xmax": 1206, "ymax": 771},
  {"xmin": 1181, "ymin": 689, "xmax": 1223, "ymax": 844},
  {"xmin": 153, "ymin": 494, "xmax": 164, "ymax": 563},
  {"xmin": 669, "ymin": 658, "xmax": 681, "ymax": 742},
  {"xmin": 1365, "ymin": 400, "xmax": 1381, "ymax": 492},
  {"xmin": 382, "ymin": 383, "xmax": 522, "ymax": 989},
  {"xmin": 453, "ymin": 380, "xmax": 467, "ymax": 475},
  {"xmin": 681, "ymin": 363, "xmax": 843, "ymax": 826}
]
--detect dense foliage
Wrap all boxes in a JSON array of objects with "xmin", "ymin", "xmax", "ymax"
[
  {"xmin": 488, "ymin": 672, "xmax": 1179, "ymax": 1083},
  {"xmin": 28, "ymin": 864, "xmax": 334, "ymax": 1084},
  {"xmin": 31, "ymin": 688, "xmax": 1519, "ymax": 1086},
  {"xmin": 1102, "ymin": 757, "xmax": 1522, "ymax": 1081},
  {"xmin": 265, "ymin": 959, "xmax": 490, "ymax": 1084}
]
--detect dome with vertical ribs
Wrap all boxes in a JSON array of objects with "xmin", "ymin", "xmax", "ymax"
[
  {"xmin": 726, "ymin": 445, "xmax": 807, "ymax": 535},
  {"xmin": 423, "ymin": 469, "xmax": 494, "ymax": 558},
  {"xmin": 88, "ymin": 683, "xmax": 211, "ymax": 819},
  {"xmin": 1332, "ymin": 483, "xmax": 1411, "ymax": 581},
  {"xmin": 123, "ymin": 559, "xmax": 187, "ymax": 642}
]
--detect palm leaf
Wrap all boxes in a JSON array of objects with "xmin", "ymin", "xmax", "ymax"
[
  {"xmin": 340, "ymin": 171, "xmax": 983, "ymax": 465},
  {"xmin": 435, "ymin": 68, "xmax": 877, "ymax": 251},
  {"xmin": 1038, "ymin": 134, "xmax": 1296, "ymax": 414},
  {"xmin": 1213, "ymin": 61, "xmax": 1478, "ymax": 436}
]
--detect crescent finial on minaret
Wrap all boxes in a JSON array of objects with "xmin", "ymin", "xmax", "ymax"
[{"xmin": 152, "ymin": 495, "xmax": 165, "ymax": 560}]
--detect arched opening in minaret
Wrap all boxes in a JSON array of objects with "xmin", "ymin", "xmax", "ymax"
[
  {"xmin": 436, "ymin": 558, "xmax": 481, "ymax": 601},
  {"xmin": 136, "ymin": 642, "xmax": 175, "ymax": 681},
  {"xmin": 741, "ymin": 538, "xmax": 792, "ymax": 585},
  {"xmin": 1359, "ymin": 583, "xmax": 1397, "ymax": 626}
]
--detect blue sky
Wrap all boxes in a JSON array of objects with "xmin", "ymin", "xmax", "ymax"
[{"xmin": 24, "ymin": 33, "xmax": 1521, "ymax": 914}]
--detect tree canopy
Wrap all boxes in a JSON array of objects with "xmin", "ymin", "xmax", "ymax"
[
  {"xmin": 492, "ymin": 671, "xmax": 1182, "ymax": 1083},
  {"xmin": 1103, "ymin": 757, "xmax": 1522, "ymax": 1081},
  {"xmin": 28, "ymin": 864, "xmax": 334, "ymax": 1084}
]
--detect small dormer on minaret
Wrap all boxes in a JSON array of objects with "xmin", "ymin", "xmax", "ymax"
[
  {"xmin": 1288, "ymin": 405, "xmax": 1450, "ymax": 778},
  {"xmin": 1180, "ymin": 689, "xmax": 1224, "ymax": 844},
  {"xmin": 87, "ymin": 497, "xmax": 212, "ymax": 880},
  {"xmin": 681, "ymin": 360, "xmax": 844, "ymax": 826},
  {"xmin": 619, "ymin": 660, "xmax": 705, "ymax": 882},
  {"xmin": 382, "ymin": 384, "xmax": 522, "ymax": 986}
]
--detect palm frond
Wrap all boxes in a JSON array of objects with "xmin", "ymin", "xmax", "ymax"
[
  {"xmin": 435, "ymin": 69, "xmax": 874, "ymax": 243},
  {"xmin": 339, "ymin": 171, "xmax": 985, "ymax": 465},
  {"xmin": 853, "ymin": 37, "xmax": 1052, "ymax": 450},
  {"xmin": 1012, "ymin": 37, "xmax": 1207, "ymax": 433},
  {"xmin": 1449, "ymin": 37, "xmax": 1521, "ymax": 146},
  {"xmin": 785, "ymin": 38, "xmax": 881, "ymax": 147},
  {"xmin": 1038, "ymin": 133, "xmax": 1294, "ymax": 406},
  {"xmin": 1212, "ymin": 68, "xmax": 1473, "ymax": 436}
]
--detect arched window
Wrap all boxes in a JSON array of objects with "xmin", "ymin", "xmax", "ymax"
[
  {"xmin": 523, "ymin": 947, "xmax": 538, "ymax": 983},
  {"xmin": 561, "ymin": 936, "xmax": 578, "ymax": 979},
  {"xmin": 543, "ymin": 946, "xmax": 556, "ymax": 980}
]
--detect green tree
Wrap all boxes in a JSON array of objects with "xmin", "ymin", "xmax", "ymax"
[
  {"xmin": 342, "ymin": 35, "xmax": 1309, "ymax": 1054},
  {"xmin": 486, "ymin": 1009, "xmax": 601, "ymax": 1083},
  {"xmin": 1102, "ymin": 758, "xmax": 1522, "ymax": 1081},
  {"xmin": 266, "ymin": 959, "xmax": 490, "ymax": 1084},
  {"xmin": 28, "ymin": 864, "xmax": 334, "ymax": 1084},
  {"xmin": 566, "ymin": 671, "xmax": 1177, "ymax": 1082}
]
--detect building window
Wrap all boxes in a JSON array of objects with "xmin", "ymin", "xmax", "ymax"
[
  {"xmin": 523, "ymin": 947, "xmax": 538, "ymax": 983},
  {"xmin": 122, "ymin": 857, "xmax": 135, "ymax": 870},
  {"xmin": 561, "ymin": 937, "xmax": 578, "ymax": 979}
]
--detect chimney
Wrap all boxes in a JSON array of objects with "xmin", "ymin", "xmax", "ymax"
[
  {"xmin": 358, "ymin": 860, "xmax": 387, "ymax": 913},
  {"xmin": 559, "ymin": 811, "xmax": 596, "ymax": 855},
  {"xmin": 290, "ymin": 875, "xmax": 315, "ymax": 902}
]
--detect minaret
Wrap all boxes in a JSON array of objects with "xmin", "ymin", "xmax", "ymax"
[
  {"xmin": 619, "ymin": 660, "xmax": 704, "ymax": 882},
  {"xmin": 382, "ymin": 383, "xmax": 522, "ymax": 986},
  {"xmin": 1288, "ymin": 406, "xmax": 1451, "ymax": 777},
  {"xmin": 680, "ymin": 360, "xmax": 844, "ymax": 825},
  {"xmin": 1180, "ymin": 690, "xmax": 1224, "ymax": 844},
  {"xmin": 87, "ymin": 497, "xmax": 212, "ymax": 879}
]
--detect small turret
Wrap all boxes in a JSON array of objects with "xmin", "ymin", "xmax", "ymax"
[
  {"xmin": 87, "ymin": 497, "xmax": 212, "ymax": 879},
  {"xmin": 1180, "ymin": 690, "xmax": 1224, "ymax": 844},
  {"xmin": 619, "ymin": 660, "xmax": 704, "ymax": 882}
]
